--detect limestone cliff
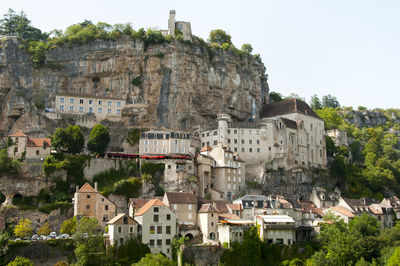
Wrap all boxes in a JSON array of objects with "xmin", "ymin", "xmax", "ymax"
[{"xmin": 0, "ymin": 37, "xmax": 269, "ymax": 144}]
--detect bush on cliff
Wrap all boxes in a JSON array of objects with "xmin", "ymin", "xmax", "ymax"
[
  {"xmin": 0, "ymin": 149, "xmax": 20, "ymax": 174},
  {"xmin": 7, "ymin": 256, "xmax": 33, "ymax": 266},
  {"xmin": 87, "ymin": 124, "xmax": 110, "ymax": 155}
]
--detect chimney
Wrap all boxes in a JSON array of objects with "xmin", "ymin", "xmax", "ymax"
[
  {"xmin": 76, "ymin": 185, "xmax": 79, "ymax": 192},
  {"xmin": 94, "ymin": 182, "xmax": 98, "ymax": 191}
]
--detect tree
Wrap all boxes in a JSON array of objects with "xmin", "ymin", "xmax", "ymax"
[
  {"xmin": 322, "ymin": 94, "xmax": 340, "ymax": 108},
  {"xmin": 241, "ymin": 43, "xmax": 253, "ymax": 54},
  {"xmin": 37, "ymin": 222, "xmax": 52, "ymax": 236},
  {"xmin": 74, "ymin": 217, "xmax": 106, "ymax": 266},
  {"xmin": 133, "ymin": 253, "xmax": 174, "ymax": 266},
  {"xmin": 0, "ymin": 149, "xmax": 20, "ymax": 174},
  {"xmin": 315, "ymin": 108, "xmax": 344, "ymax": 130},
  {"xmin": 387, "ymin": 246, "xmax": 400, "ymax": 266},
  {"xmin": 0, "ymin": 9, "xmax": 45, "ymax": 41},
  {"xmin": 349, "ymin": 212, "xmax": 380, "ymax": 237},
  {"xmin": 269, "ymin": 91, "xmax": 283, "ymax": 103},
  {"xmin": 87, "ymin": 124, "xmax": 111, "ymax": 155},
  {"xmin": 7, "ymin": 256, "xmax": 33, "ymax": 266},
  {"xmin": 14, "ymin": 219, "xmax": 33, "ymax": 239},
  {"xmin": 111, "ymin": 237, "xmax": 150, "ymax": 264},
  {"xmin": 112, "ymin": 178, "xmax": 142, "ymax": 200},
  {"xmin": 310, "ymin": 94, "xmax": 322, "ymax": 110},
  {"xmin": 209, "ymin": 29, "xmax": 231, "ymax": 45},
  {"xmin": 60, "ymin": 217, "xmax": 77, "ymax": 235},
  {"xmin": 51, "ymin": 125, "xmax": 84, "ymax": 154}
]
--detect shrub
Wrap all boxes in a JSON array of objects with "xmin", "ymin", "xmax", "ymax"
[
  {"xmin": 7, "ymin": 256, "xmax": 33, "ymax": 266},
  {"xmin": 87, "ymin": 124, "xmax": 111, "ymax": 155},
  {"xmin": 37, "ymin": 222, "xmax": 52, "ymax": 235},
  {"xmin": 132, "ymin": 76, "xmax": 142, "ymax": 87},
  {"xmin": 209, "ymin": 29, "xmax": 232, "ymax": 45},
  {"xmin": 221, "ymin": 43, "xmax": 231, "ymax": 50},
  {"xmin": 27, "ymin": 41, "xmax": 49, "ymax": 68},
  {"xmin": 60, "ymin": 217, "xmax": 77, "ymax": 235},
  {"xmin": 14, "ymin": 219, "xmax": 33, "ymax": 239},
  {"xmin": 241, "ymin": 43, "xmax": 253, "ymax": 54}
]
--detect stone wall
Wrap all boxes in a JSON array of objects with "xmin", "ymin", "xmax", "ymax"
[
  {"xmin": 83, "ymin": 158, "xmax": 125, "ymax": 181},
  {"xmin": 181, "ymin": 244, "xmax": 224, "ymax": 266}
]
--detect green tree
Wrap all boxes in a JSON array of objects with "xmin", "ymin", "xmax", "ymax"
[
  {"xmin": 37, "ymin": 222, "xmax": 52, "ymax": 236},
  {"xmin": 7, "ymin": 256, "xmax": 33, "ymax": 266},
  {"xmin": 315, "ymin": 108, "xmax": 344, "ymax": 130},
  {"xmin": 0, "ymin": 9, "xmax": 45, "ymax": 41},
  {"xmin": 0, "ymin": 149, "xmax": 20, "ymax": 174},
  {"xmin": 14, "ymin": 219, "xmax": 33, "ymax": 239},
  {"xmin": 111, "ymin": 237, "xmax": 150, "ymax": 264},
  {"xmin": 209, "ymin": 29, "xmax": 232, "ymax": 45},
  {"xmin": 51, "ymin": 125, "xmax": 84, "ymax": 154},
  {"xmin": 87, "ymin": 124, "xmax": 110, "ymax": 155},
  {"xmin": 349, "ymin": 212, "xmax": 380, "ymax": 237},
  {"xmin": 74, "ymin": 217, "xmax": 105, "ymax": 266},
  {"xmin": 241, "ymin": 43, "xmax": 253, "ymax": 54},
  {"xmin": 112, "ymin": 178, "xmax": 142, "ymax": 200},
  {"xmin": 310, "ymin": 94, "xmax": 322, "ymax": 110},
  {"xmin": 269, "ymin": 91, "xmax": 283, "ymax": 103},
  {"xmin": 322, "ymin": 94, "xmax": 340, "ymax": 108},
  {"xmin": 134, "ymin": 253, "xmax": 174, "ymax": 266},
  {"xmin": 387, "ymin": 246, "xmax": 400, "ymax": 266},
  {"xmin": 60, "ymin": 217, "xmax": 77, "ymax": 235}
]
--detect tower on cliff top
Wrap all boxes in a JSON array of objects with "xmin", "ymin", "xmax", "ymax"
[
  {"xmin": 168, "ymin": 10, "xmax": 176, "ymax": 37},
  {"xmin": 167, "ymin": 10, "xmax": 192, "ymax": 41}
]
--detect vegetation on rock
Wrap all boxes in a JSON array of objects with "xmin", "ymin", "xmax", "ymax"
[{"xmin": 13, "ymin": 219, "xmax": 33, "ymax": 239}]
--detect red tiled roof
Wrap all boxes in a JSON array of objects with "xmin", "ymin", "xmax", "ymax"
[
  {"xmin": 79, "ymin": 183, "xmax": 97, "ymax": 192},
  {"xmin": 134, "ymin": 198, "xmax": 166, "ymax": 216},
  {"xmin": 129, "ymin": 198, "xmax": 150, "ymax": 210},
  {"xmin": 9, "ymin": 130, "xmax": 27, "ymax": 137},
  {"xmin": 26, "ymin": 138, "xmax": 51, "ymax": 147},
  {"xmin": 219, "ymin": 213, "xmax": 240, "ymax": 220},
  {"xmin": 229, "ymin": 204, "xmax": 242, "ymax": 211},
  {"xmin": 260, "ymin": 98, "xmax": 321, "ymax": 120},
  {"xmin": 199, "ymin": 203, "xmax": 219, "ymax": 213},
  {"xmin": 165, "ymin": 192, "xmax": 197, "ymax": 204},
  {"xmin": 201, "ymin": 146, "xmax": 213, "ymax": 152},
  {"xmin": 214, "ymin": 201, "xmax": 230, "ymax": 213}
]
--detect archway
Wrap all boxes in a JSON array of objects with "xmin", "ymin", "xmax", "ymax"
[
  {"xmin": 185, "ymin": 233, "xmax": 193, "ymax": 240},
  {"xmin": 209, "ymin": 232, "xmax": 216, "ymax": 240}
]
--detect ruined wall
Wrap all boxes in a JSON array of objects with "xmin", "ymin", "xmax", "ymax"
[{"xmin": 181, "ymin": 244, "xmax": 224, "ymax": 266}]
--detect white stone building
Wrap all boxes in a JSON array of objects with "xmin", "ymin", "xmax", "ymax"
[
  {"xmin": 107, "ymin": 213, "xmax": 138, "ymax": 246},
  {"xmin": 139, "ymin": 130, "xmax": 191, "ymax": 155},
  {"xmin": 55, "ymin": 93, "xmax": 124, "ymax": 120},
  {"xmin": 326, "ymin": 129, "xmax": 348, "ymax": 147},
  {"xmin": 134, "ymin": 199, "xmax": 177, "ymax": 259},
  {"xmin": 200, "ymin": 99, "xmax": 327, "ymax": 170},
  {"xmin": 218, "ymin": 219, "xmax": 254, "ymax": 247},
  {"xmin": 256, "ymin": 215, "xmax": 296, "ymax": 245},
  {"xmin": 197, "ymin": 203, "xmax": 219, "ymax": 243}
]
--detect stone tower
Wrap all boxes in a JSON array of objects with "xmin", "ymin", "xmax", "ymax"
[
  {"xmin": 168, "ymin": 10, "xmax": 176, "ymax": 37},
  {"xmin": 217, "ymin": 113, "xmax": 231, "ymax": 145}
]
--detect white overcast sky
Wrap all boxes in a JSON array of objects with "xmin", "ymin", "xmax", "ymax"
[{"xmin": 2, "ymin": 0, "xmax": 399, "ymax": 109}]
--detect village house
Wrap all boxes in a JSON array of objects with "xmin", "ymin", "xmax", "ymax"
[
  {"xmin": 134, "ymin": 199, "xmax": 177, "ymax": 259},
  {"xmin": 73, "ymin": 182, "xmax": 117, "ymax": 229},
  {"xmin": 310, "ymin": 186, "xmax": 340, "ymax": 208},
  {"xmin": 218, "ymin": 219, "xmax": 254, "ymax": 247},
  {"xmin": 139, "ymin": 130, "xmax": 191, "ymax": 155},
  {"xmin": 233, "ymin": 195, "xmax": 269, "ymax": 220},
  {"xmin": 196, "ymin": 150, "xmax": 214, "ymax": 198},
  {"xmin": 7, "ymin": 130, "xmax": 51, "ymax": 160},
  {"xmin": 162, "ymin": 192, "xmax": 197, "ymax": 226},
  {"xmin": 381, "ymin": 196, "xmax": 400, "ymax": 219},
  {"xmin": 128, "ymin": 198, "xmax": 152, "ymax": 217},
  {"xmin": 200, "ymin": 143, "xmax": 246, "ymax": 201},
  {"xmin": 257, "ymin": 215, "xmax": 296, "ymax": 245},
  {"xmin": 323, "ymin": 206, "xmax": 355, "ymax": 224},
  {"xmin": 197, "ymin": 203, "xmax": 219, "ymax": 243},
  {"xmin": 200, "ymin": 99, "xmax": 327, "ymax": 170},
  {"xmin": 106, "ymin": 213, "xmax": 138, "ymax": 247},
  {"xmin": 55, "ymin": 93, "xmax": 125, "ymax": 120}
]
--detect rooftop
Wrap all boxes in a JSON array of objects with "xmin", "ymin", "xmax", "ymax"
[
  {"xmin": 134, "ymin": 198, "xmax": 166, "ymax": 216},
  {"xmin": 106, "ymin": 213, "xmax": 137, "ymax": 225},
  {"xmin": 26, "ymin": 138, "xmax": 51, "ymax": 147},
  {"xmin": 260, "ymin": 98, "xmax": 322, "ymax": 120},
  {"xmin": 164, "ymin": 192, "xmax": 197, "ymax": 204},
  {"xmin": 78, "ymin": 183, "xmax": 97, "ymax": 193},
  {"xmin": 258, "ymin": 215, "xmax": 295, "ymax": 223},
  {"xmin": 9, "ymin": 129, "xmax": 27, "ymax": 137},
  {"xmin": 198, "ymin": 203, "xmax": 219, "ymax": 213}
]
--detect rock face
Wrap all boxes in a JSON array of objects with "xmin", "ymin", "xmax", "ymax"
[
  {"xmin": 0, "ymin": 37, "xmax": 269, "ymax": 143},
  {"xmin": 341, "ymin": 110, "xmax": 400, "ymax": 128}
]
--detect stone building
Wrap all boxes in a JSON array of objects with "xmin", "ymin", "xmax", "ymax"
[
  {"xmin": 196, "ymin": 151, "xmax": 214, "ymax": 198},
  {"xmin": 310, "ymin": 186, "xmax": 340, "ymax": 208},
  {"xmin": 326, "ymin": 129, "xmax": 348, "ymax": 147},
  {"xmin": 139, "ymin": 130, "xmax": 191, "ymax": 155},
  {"xmin": 200, "ymin": 99, "xmax": 327, "ymax": 170},
  {"xmin": 198, "ymin": 203, "xmax": 219, "ymax": 243},
  {"xmin": 73, "ymin": 182, "xmax": 117, "ymax": 229},
  {"xmin": 107, "ymin": 213, "xmax": 138, "ymax": 246},
  {"xmin": 134, "ymin": 198, "xmax": 177, "ymax": 259},
  {"xmin": 163, "ymin": 10, "xmax": 192, "ymax": 41},
  {"xmin": 55, "ymin": 93, "xmax": 125, "ymax": 120},
  {"xmin": 162, "ymin": 192, "xmax": 197, "ymax": 226},
  {"xmin": 7, "ymin": 130, "xmax": 52, "ymax": 160},
  {"xmin": 256, "ymin": 215, "xmax": 296, "ymax": 245},
  {"xmin": 199, "ymin": 143, "xmax": 246, "ymax": 201}
]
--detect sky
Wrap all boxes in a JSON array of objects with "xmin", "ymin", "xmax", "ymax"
[{"xmin": 1, "ymin": 0, "xmax": 400, "ymax": 109}]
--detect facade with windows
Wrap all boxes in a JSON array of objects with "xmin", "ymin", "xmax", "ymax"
[
  {"xmin": 162, "ymin": 192, "xmax": 197, "ymax": 226},
  {"xmin": 55, "ymin": 94, "xmax": 124, "ymax": 119},
  {"xmin": 107, "ymin": 213, "xmax": 138, "ymax": 247},
  {"xmin": 6, "ymin": 130, "xmax": 51, "ymax": 159},
  {"xmin": 73, "ymin": 182, "xmax": 117, "ymax": 229},
  {"xmin": 134, "ymin": 199, "xmax": 177, "ymax": 259},
  {"xmin": 139, "ymin": 130, "xmax": 191, "ymax": 155},
  {"xmin": 200, "ymin": 99, "xmax": 327, "ymax": 170},
  {"xmin": 257, "ymin": 215, "xmax": 296, "ymax": 245}
]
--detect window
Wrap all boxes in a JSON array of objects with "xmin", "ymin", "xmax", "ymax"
[
  {"xmin": 234, "ymin": 147, "xmax": 237, "ymax": 152},
  {"xmin": 69, "ymin": 98, "xmax": 74, "ymax": 103},
  {"xmin": 153, "ymin": 148, "xmax": 158, "ymax": 153},
  {"xmin": 227, "ymin": 129, "xmax": 231, "ymax": 134},
  {"xmin": 234, "ymin": 129, "xmax": 238, "ymax": 134},
  {"xmin": 257, "ymin": 140, "xmax": 260, "ymax": 144},
  {"xmin": 86, "ymin": 205, "xmax": 90, "ymax": 210},
  {"xmin": 154, "ymin": 207, "xmax": 159, "ymax": 213},
  {"xmin": 149, "ymin": 239, "xmax": 155, "ymax": 246},
  {"xmin": 166, "ymin": 239, "xmax": 171, "ymax": 245},
  {"xmin": 36, "ymin": 150, "xmax": 39, "ymax": 155},
  {"xmin": 241, "ymin": 139, "xmax": 245, "ymax": 144},
  {"xmin": 249, "ymin": 140, "xmax": 252, "ymax": 144},
  {"xmin": 118, "ymin": 227, "xmax": 121, "ymax": 233},
  {"xmin": 157, "ymin": 226, "xmax": 162, "ymax": 234},
  {"xmin": 98, "ymin": 108, "xmax": 102, "ymax": 113},
  {"xmin": 153, "ymin": 140, "xmax": 158, "ymax": 145},
  {"xmin": 213, "ymin": 130, "xmax": 218, "ymax": 136},
  {"xmin": 228, "ymin": 139, "xmax": 231, "ymax": 144},
  {"xmin": 105, "ymin": 205, "xmax": 108, "ymax": 211},
  {"xmin": 117, "ymin": 101, "xmax": 121, "ymax": 107},
  {"xmin": 107, "ymin": 101, "xmax": 112, "ymax": 106},
  {"xmin": 107, "ymin": 108, "xmax": 111, "ymax": 114},
  {"xmin": 257, "ymin": 148, "xmax": 260, "ymax": 152},
  {"xmin": 249, "ymin": 148, "xmax": 253, "ymax": 152},
  {"xmin": 268, "ymin": 147, "xmax": 271, "ymax": 151},
  {"xmin": 150, "ymin": 226, "xmax": 155, "ymax": 234},
  {"xmin": 188, "ymin": 213, "xmax": 192, "ymax": 219},
  {"xmin": 87, "ymin": 195, "xmax": 90, "ymax": 199},
  {"xmin": 79, "ymin": 99, "xmax": 84, "ymax": 104},
  {"xmin": 157, "ymin": 239, "xmax": 162, "ymax": 246},
  {"xmin": 168, "ymin": 165, "xmax": 171, "ymax": 169},
  {"xmin": 234, "ymin": 139, "xmax": 238, "ymax": 144},
  {"xmin": 167, "ymin": 214, "xmax": 171, "ymax": 220},
  {"xmin": 123, "ymin": 217, "xmax": 128, "ymax": 224},
  {"xmin": 213, "ymin": 140, "xmax": 217, "ymax": 145},
  {"xmin": 98, "ymin": 100, "xmax": 102, "ymax": 105},
  {"xmin": 89, "ymin": 107, "xmax": 93, "ymax": 113},
  {"xmin": 60, "ymin": 97, "xmax": 64, "ymax": 103},
  {"xmin": 144, "ymin": 147, "xmax": 148, "ymax": 153},
  {"xmin": 242, "ymin": 148, "xmax": 245, "ymax": 152},
  {"xmin": 69, "ymin": 106, "xmax": 74, "ymax": 112},
  {"xmin": 59, "ymin": 105, "xmax": 64, "ymax": 111},
  {"xmin": 153, "ymin": 214, "xmax": 159, "ymax": 222},
  {"xmin": 117, "ymin": 109, "xmax": 121, "ymax": 115},
  {"xmin": 130, "ymin": 226, "xmax": 133, "ymax": 233},
  {"xmin": 166, "ymin": 226, "xmax": 171, "ymax": 234},
  {"xmin": 79, "ymin": 106, "xmax": 83, "ymax": 112},
  {"xmin": 89, "ymin": 99, "xmax": 93, "ymax": 104}
]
